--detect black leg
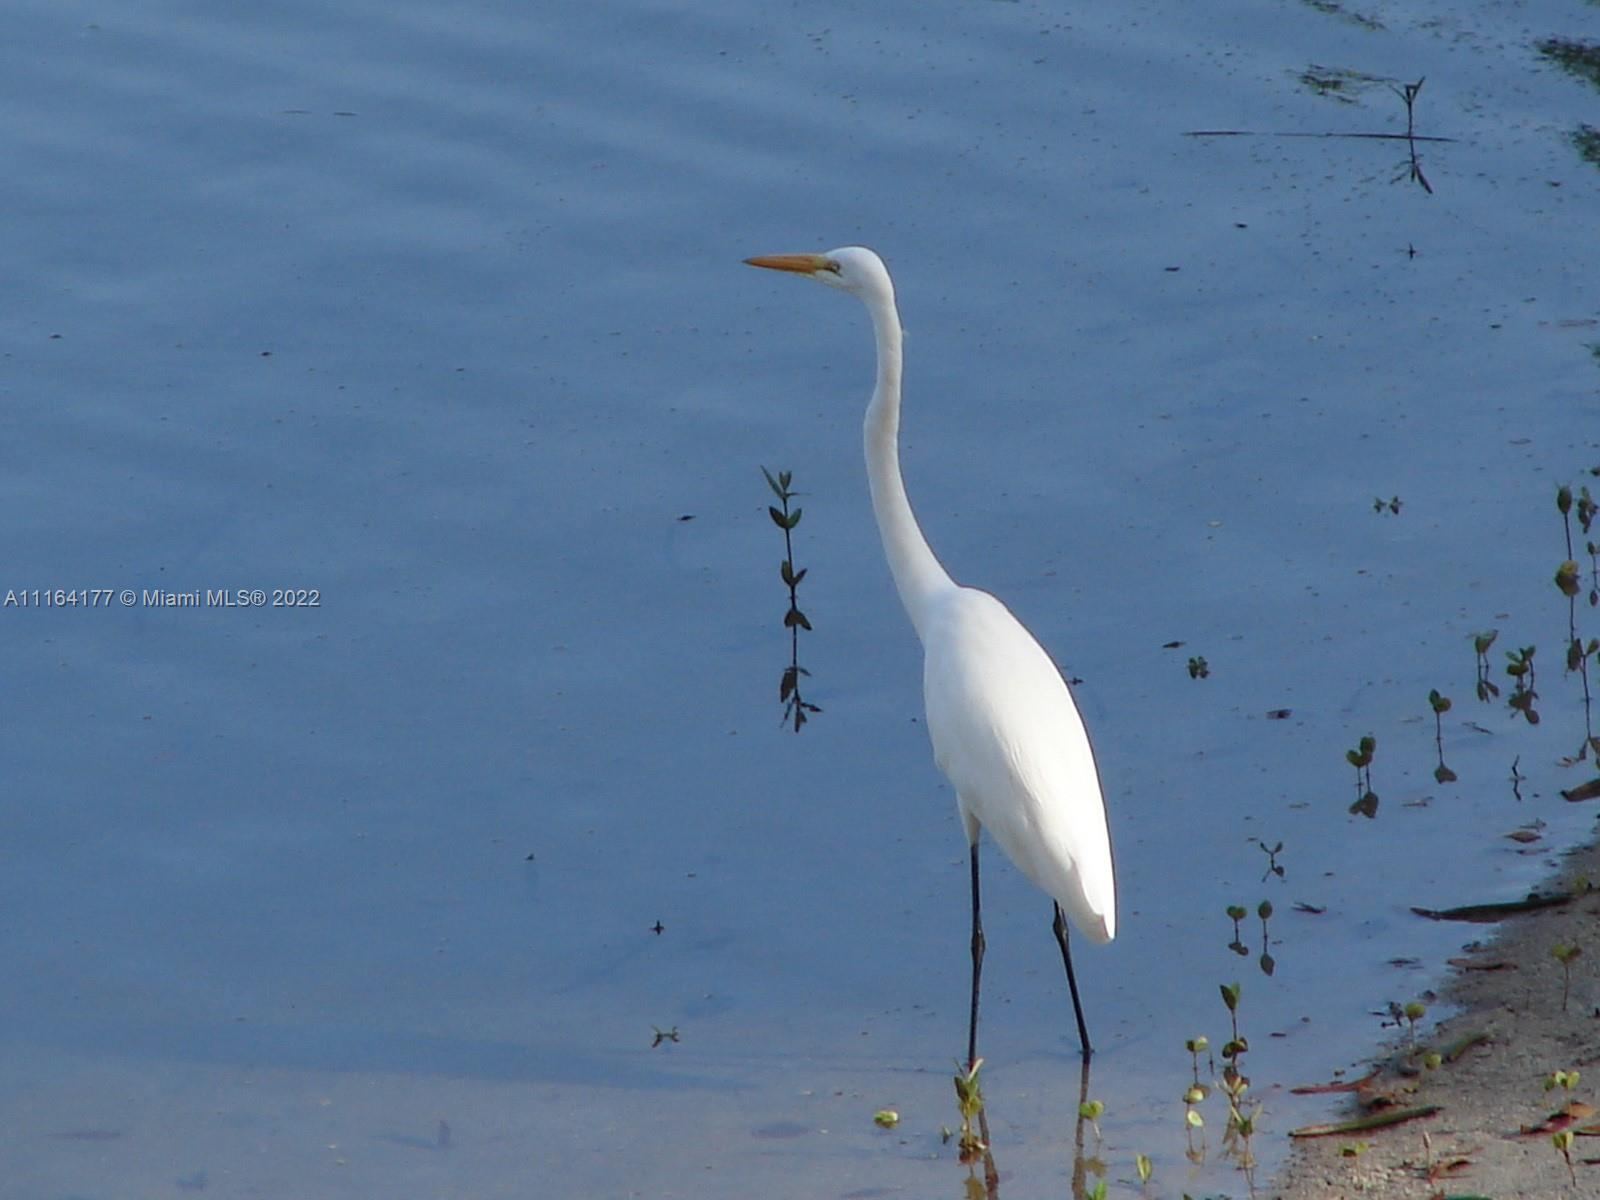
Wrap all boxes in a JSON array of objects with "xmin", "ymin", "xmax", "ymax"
[
  {"xmin": 1052, "ymin": 903, "xmax": 1092, "ymax": 1059},
  {"xmin": 1069, "ymin": 1053, "xmax": 1092, "ymax": 1198},
  {"xmin": 967, "ymin": 843, "xmax": 985, "ymax": 1070}
]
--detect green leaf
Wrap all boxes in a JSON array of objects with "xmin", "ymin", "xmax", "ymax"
[
  {"xmin": 1556, "ymin": 560, "xmax": 1581, "ymax": 597},
  {"xmin": 1135, "ymin": 1152, "xmax": 1153, "ymax": 1183},
  {"xmin": 768, "ymin": 505, "xmax": 788, "ymax": 528}
]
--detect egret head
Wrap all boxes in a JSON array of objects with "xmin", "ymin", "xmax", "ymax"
[{"xmin": 745, "ymin": 246, "xmax": 894, "ymax": 309}]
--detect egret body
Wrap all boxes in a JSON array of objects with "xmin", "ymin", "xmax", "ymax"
[{"xmin": 746, "ymin": 246, "xmax": 1116, "ymax": 1063}]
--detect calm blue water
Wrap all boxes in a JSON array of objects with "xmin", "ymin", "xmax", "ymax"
[{"xmin": 4, "ymin": 1, "xmax": 1597, "ymax": 1196}]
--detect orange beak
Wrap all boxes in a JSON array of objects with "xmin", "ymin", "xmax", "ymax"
[{"xmin": 744, "ymin": 253, "xmax": 833, "ymax": 275}]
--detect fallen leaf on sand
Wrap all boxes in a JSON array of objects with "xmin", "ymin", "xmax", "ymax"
[
  {"xmin": 1289, "ymin": 1105, "xmax": 1441, "ymax": 1138},
  {"xmin": 1518, "ymin": 1101, "xmax": 1597, "ymax": 1136}
]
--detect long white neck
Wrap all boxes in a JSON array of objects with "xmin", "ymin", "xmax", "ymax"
[{"xmin": 861, "ymin": 291, "xmax": 956, "ymax": 642}]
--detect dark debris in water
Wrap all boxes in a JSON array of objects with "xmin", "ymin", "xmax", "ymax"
[
  {"xmin": 1537, "ymin": 37, "xmax": 1600, "ymax": 91},
  {"xmin": 1412, "ymin": 892, "xmax": 1576, "ymax": 922}
]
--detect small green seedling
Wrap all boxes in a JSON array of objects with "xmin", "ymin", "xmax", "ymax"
[
  {"xmin": 952, "ymin": 1057, "xmax": 985, "ymax": 1160},
  {"xmin": 1219, "ymin": 982, "xmax": 1247, "ymax": 1058},
  {"xmin": 1428, "ymin": 689, "xmax": 1457, "ymax": 783},
  {"xmin": 1373, "ymin": 495, "xmax": 1401, "ymax": 514},
  {"xmin": 873, "ymin": 1109, "xmax": 899, "ymax": 1129},
  {"xmin": 1182, "ymin": 1080, "xmax": 1207, "ymax": 1164},
  {"xmin": 1553, "ymin": 1128, "xmax": 1577, "ymax": 1186},
  {"xmin": 1572, "ymin": 484, "xmax": 1600, "ymax": 605},
  {"xmin": 1215, "ymin": 981, "xmax": 1258, "ymax": 1178},
  {"xmin": 1557, "ymin": 485, "xmax": 1600, "ymax": 761},
  {"xmin": 1185, "ymin": 1035, "xmax": 1210, "ymax": 1084},
  {"xmin": 953, "ymin": 1058, "xmax": 983, "ymax": 1119},
  {"xmin": 1078, "ymin": 1098, "xmax": 1105, "ymax": 1140},
  {"xmin": 1552, "ymin": 944, "xmax": 1582, "ymax": 1012},
  {"xmin": 1346, "ymin": 735, "xmax": 1378, "ymax": 817},
  {"xmin": 1474, "ymin": 629, "xmax": 1501, "ymax": 700},
  {"xmin": 1226, "ymin": 905, "xmax": 1248, "ymax": 956},
  {"xmin": 1402, "ymin": 1000, "xmax": 1427, "ymax": 1051},
  {"xmin": 1558, "ymin": 483, "xmax": 1596, "ymax": 558},
  {"xmin": 1565, "ymin": 635, "xmax": 1599, "ymax": 677},
  {"xmin": 1505, "ymin": 645, "xmax": 1539, "ymax": 724},
  {"xmin": 651, "ymin": 1025, "xmax": 680, "ymax": 1047},
  {"xmin": 1135, "ymin": 1152, "xmax": 1153, "ymax": 1185},
  {"xmin": 1187, "ymin": 655, "xmax": 1209, "ymax": 679},
  {"xmin": 1544, "ymin": 1068, "xmax": 1580, "ymax": 1093},
  {"xmin": 1257, "ymin": 900, "xmax": 1275, "ymax": 977}
]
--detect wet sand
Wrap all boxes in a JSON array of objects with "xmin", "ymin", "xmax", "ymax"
[{"xmin": 1271, "ymin": 831, "xmax": 1600, "ymax": 1199}]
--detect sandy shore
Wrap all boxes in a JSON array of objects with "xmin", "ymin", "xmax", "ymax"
[{"xmin": 1270, "ymin": 833, "xmax": 1600, "ymax": 1199}]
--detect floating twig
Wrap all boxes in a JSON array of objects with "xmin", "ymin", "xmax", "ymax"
[
  {"xmin": 1187, "ymin": 77, "xmax": 1447, "ymax": 194},
  {"xmin": 1411, "ymin": 892, "xmax": 1575, "ymax": 922}
]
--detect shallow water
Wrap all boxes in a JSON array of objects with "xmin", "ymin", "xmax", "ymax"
[{"xmin": 4, "ymin": 1, "xmax": 1599, "ymax": 1196}]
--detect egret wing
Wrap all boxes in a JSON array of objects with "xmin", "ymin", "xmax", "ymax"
[{"xmin": 922, "ymin": 587, "xmax": 1115, "ymax": 943}]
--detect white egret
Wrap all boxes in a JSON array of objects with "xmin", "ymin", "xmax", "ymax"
[{"xmin": 746, "ymin": 247, "xmax": 1116, "ymax": 1064}]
